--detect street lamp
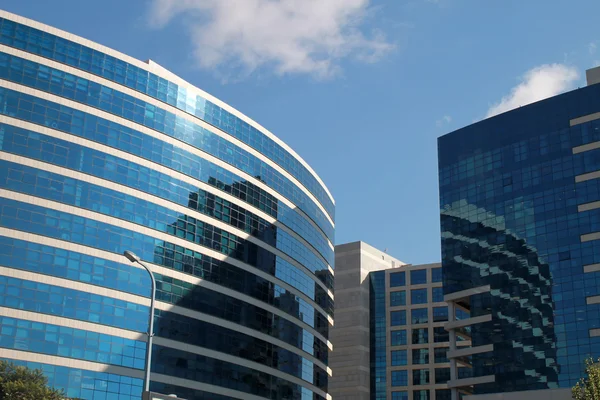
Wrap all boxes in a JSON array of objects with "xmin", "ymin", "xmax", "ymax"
[{"xmin": 123, "ymin": 250, "xmax": 156, "ymax": 394}]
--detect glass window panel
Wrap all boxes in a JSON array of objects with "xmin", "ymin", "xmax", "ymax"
[
  {"xmin": 390, "ymin": 291, "xmax": 406, "ymax": 306},
  {"xmin": 391, "ymin": 330, "xmax": 407, "ymax": 346},
  {"xmin": 391, "ymin": 350, "xmax": 407, "ymax": 366},
  {"xmin": 412, "ymin": 328, "xmax": 429, "ymax": 344},
  {"xmin": 391, "ymin": 311, "xmax": 406, "ymax": 327},
  {"xmin": 390, "ymin": 272, "xmax": 406, "ymax": 287},
  {"xmin": 411, "ymin": 269, "xmax": 427, "ymax": 285},
  {"xmin": 411, "ymin": 288, "xmax": 428, "ymax": 304},
  {"xmin": 411, "ymin": 308, "xmax": 428, "ymax": 324}
]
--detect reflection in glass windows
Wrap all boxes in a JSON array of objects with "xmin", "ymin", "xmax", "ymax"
[
  {"xmin": 412, "ymin": 328, "xmax": 429, "ymax": 344},
  {"xmin": 391, "ymin": 310, "xmax": 407, "ymax": 326},
  {"xmin": 433, "ymin": 307, "xmax": 448, "ymax": 322},
  {"xmin": 413, "ymin": 369, "xmax": 430, "ymax": 385},
  {"xmin": 390, "ymin": 271, "xmax": 406, "ymax": 287},
  {"xmin": 411, "ymin": 308, "xmax": 428, "ymax": 324},
  {"xmin": 410, "ymin": 269, "xmax": 427, "ymax": 285},
  {"xmin": 392, "ymin": 370, "xmax": 408, "ymax": 387},
  {"xmin": 434, "ymin": 347, "xmax": 449, "ymax": 363},
  {"xmin": 411, "ymin": 288, "xmax": 428, "ymax": 304},
  {"xmin": 391, "ymin": 350, "xmax": 408, "ymax": 366},
  {"xmin": 432, "ymin": 287, "xmax": 444, "ymax": 303},
  {"xmin": 414, "ymin": 390, "xmax": 431, "ymax": 400},
  {"xmin": 391, "ymin": 290, "xmax": 406, "ymax": 306},
  {"xmin": 412, "ymin": 349, "xmax": 430, "ymax": 365},
  {"xmin": 391, "ymin": 330, "xmax": 407, "ymax": 346}
]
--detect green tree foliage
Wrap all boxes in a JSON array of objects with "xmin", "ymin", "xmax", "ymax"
[
  {"xmin": 573, "ymin": 357, "xmax": 600, "ymax": 400},
  {"xmin": 0, "ymin": 361, "xmax": 67, "ymax": 400}
]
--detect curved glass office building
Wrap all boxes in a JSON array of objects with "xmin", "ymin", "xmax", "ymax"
[
  {"xmin": 439, "ymin": 66, "xmax": 600, "ymax": 399},
  {"xmin": 0, "ymin": 10, "xmax": 334, "ymax": 400}
]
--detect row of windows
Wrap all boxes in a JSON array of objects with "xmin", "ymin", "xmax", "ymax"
[
  {"xmin": 152, "ymin": 345, "xmax": 325, "ymax": 400},
  {"xmin": 153, "ymin": 309, "xmax": 327, "ymax": 386},
  {"xmin": 0, "ymin": 17, "xmax": 336, "ymax": 221},
  {"xmin": 390, "ymin": 268, "xmax": 442, "ymax": 287},
  {"xmin": 0, "ymin": 233, "xmax": 331, "ymax": 341},
  {"xmin": 390, "ymin": 307, "xmax": 448, "ymax": 326},
  {"xmin": 390, "ymin": 348, "xmax": 449, "ymax": 366},
  {"xmin": 0, "ymin": 89, "xmax": 334, "ymax": 259},
  {"xmin": 391, "ymin": 287, "xmax": 445, "ymax": 306},
  {"xmin": 0, "ymin": 51, "xmax": 334, "ymax": 239},
  {"xmin": 370, "ymin": 271, "xmax": 388, "ymax": 399},
  {"xmin": 0, "ymin": 236, "xmax": 150, "ymax": 296},
  {"xmin": 0, "ymin": 316, "xmax": 146, "ymax": 369},
  {"xmin": 0, "ymin": 158, "xmax": 333, "ymax": 298},
  {"xmin": 1, "ymin": 358, "xmax": 143, "ymax": 400},
  {"xmin": 0, "ymin": 275, "xmax": 149, "ymax": 332},
  {"xmin": 392, "ymin": 390, "xmax": 451, "ymax": 400},
  {"xmin": 0, "ymin": 169, "xmax": 333, "ymax": 320},
  {"xmin": 0, "ymin": 200, "xmax": 329, "ymax": 360},
  {"xmin": 391, "ymin": 327, "xmax": 449, "ymax": 346}
]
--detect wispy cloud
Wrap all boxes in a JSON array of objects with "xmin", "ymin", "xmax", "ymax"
[
  {"xmin": 485, "ymin": 64, "xmax": 579, "ymax": 118},
  {"xmin": 589, "ymin": 42, "xmax": 597, "ymax": 55},
  {"xmin": 148, "ymin": 0, "xmax": 394, "ymax": 80},
  {"xmin": 436, "ymin": 115, "xmax": 452, "ymax": 127}
]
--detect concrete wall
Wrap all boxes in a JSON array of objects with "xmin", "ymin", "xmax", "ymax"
[
  {"xmin": 587, "ymin": 66, "xmax": 600, "ymax": 86},
  {"xmin": 329, "ymin": 242, "xmax": 406, "ymax": 400}
]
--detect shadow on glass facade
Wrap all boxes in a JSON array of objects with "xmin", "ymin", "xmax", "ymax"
[
  {"xmin": 439, "ymin": 77, "xmax": 600, "ymax": 396},
  {"xmin": 0, "ymin": 10, "xmax": 334, "ymax": 400}
]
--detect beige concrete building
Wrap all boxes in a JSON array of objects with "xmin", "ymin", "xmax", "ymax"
[{"xmin": 331, "ymin": 241, "xmax": 457, "ymax": 400}]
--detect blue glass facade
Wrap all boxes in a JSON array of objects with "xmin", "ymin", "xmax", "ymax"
[
  {"xmin": 439, "ymin": 77, "xmax": 600, "ymax": 395},
  {"xmin": 0, "ymin": 10, "xmax": 333, "ymax": 400}
]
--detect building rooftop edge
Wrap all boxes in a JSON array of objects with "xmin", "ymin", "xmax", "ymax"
[{"xmin": 0, "ymin": 8, "xmax": 335, "ymax": 205}]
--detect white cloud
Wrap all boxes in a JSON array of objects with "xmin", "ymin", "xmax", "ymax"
[
  {"xmin": 590, "ymin": 42, "xmax": 597, "ymax": 55},
  {"xmin": 436, "ymin": 115, "xmax": 452, "ymax": 127},
  {"xmin": 148, "ymin": 0, "xmax": 394, "ymax": 79},
  {"xmin": 485, "ymin": 64, "xmax": 579, "ymax": 118}
]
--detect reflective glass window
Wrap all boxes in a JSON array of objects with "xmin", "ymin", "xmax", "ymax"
[
  {"xmin": 433, "ymin": 307, "xmax": 448, "ymax": 322},
  {"xmin": 391, "ymin": 311, "xmax": 406, "ymax": 327},
  {"xmin": 390, "ymin": 272, "xmax": 405, "ymax": 287},
  {"xmin": 411, "ymin": 288, "xmax": 428, "ymax": 304},
  {"xmin": 391, "ymin": 330, "xmax": 407, "ymax": 346},
  {"xmin": 410, "ymin": 269, "xmax": 427, "ymax": 285},
  {"xmin": 412, "ymin": 328, "xmax": 429, "ymax": 344},
  {"xmin": 413, "ymin": 369, "xmax": 430, "ymax": 385},
  {"xmin": 432, "ymin": 287, "xmax": 444, "ymax": 302},
  {"xmin": 414, "ymin": 390, "xmax": 431, "ymax": 400},
  {"xmin": 412, "ymin": 349, "xmax": 429, "ymax": 365},
  {"xmin": 434, "ymin": 348, "xmax": 449, "ymax": 363},
  {"xmin": 391, "ymin": 350, "xmax": 407, "ymax": 366},
  {"xmin": 411, "ymin": 308, "xmax": 428, "ymax": 324},
  {"xmin": 391, "ymin": 370, "xmax": 408, "ymax": 387},
  {"xmin": 390, "ymin": 291, "xmax": 406, "ymax": 306}
]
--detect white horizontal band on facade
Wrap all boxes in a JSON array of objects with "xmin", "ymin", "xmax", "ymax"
[
  {"xmin": 571, "ymin": 112, "xmax": 600, "ymax": 127},
  {"xmin": 579, "ymin": 200, "xmax": 600, "ymax": 213},
  {"xmin": 0, "ymin": 44, "xmax": 333, "ymax": 222},
  {"xmin": 0, "ymin": 187, "xmax": 334, "ymax": 318},
  {"xmin": 150, "ymin": 373, "xmax": 269, "ymax": 400},
  {"xmin": 0, "ymin": 226, "xmax": 333, "ymax": 345},
  {"xmin": 0, "ymin": 79, "xmax": 335, "ymax": 232},
  {"xmin": 0, "ymin": 112, "xmax": 333, "ymax": 258},
  {"xmin": 573, "ymin": 141, "xmax": 600, "ymax": 154},
  {"xmin": 0, "ymin": 306, "xmax": 144, "ymax": 341},
  {"xmin": 0, "ymin": 243, "xmax": 331, "ymax": 369},
  {"xmin": 153, "ymin": 336, "xmax": 327, "ymax": 397},
  {"xmin": 0, "ymin": 265, "xmax": 150, "ymax": 306},
  {"xmin": 444, "ymin": 285, "xmax": 491, "ymax": 303},
  {"xmin": 447, "ymin": 374, "xmax": 495, "ymax": 389},
  {"xmin": 581, "ymin": 231, "xmax": 600, "ymax": 242},
  {"xmin": 0, "ymin": 149, "xmax": 332, "ymax": 279},
  {"xmin": 0, "ymin": 348, "xmax": 144, "ymax": 379},
  {"xmin": 584, "ymin": 263, "xmax": 600, "ymax": 273},
  {"xmin": 0, "ymin": 10, "xmax": 335, "ymax": 207},
  {"xmin": 445, "ymin": 314, "xmax": 492, "ymax": 331},
  {"xmin": 575, "ymin": 170, "xmax": 600, "ymax": 183},
  {"xmin": 586, "ymin": 295, "xmax": 600, "ymax": 305}
]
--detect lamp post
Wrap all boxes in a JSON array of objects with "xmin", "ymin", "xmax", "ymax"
[{"xmin": 123, "ymin": 250, "xmax": 156, "ymax": 394}]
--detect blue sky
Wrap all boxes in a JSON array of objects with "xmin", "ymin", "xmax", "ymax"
[{"xmin": 3, "ymin": 0, "xmax": 600, "ymax": 264}]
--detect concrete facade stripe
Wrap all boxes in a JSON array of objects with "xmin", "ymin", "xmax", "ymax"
[
  {"xmin": 584, "ymin": 263, "xmax": 600, "ymax": 273},
  {"xmin": 444, "ymin": 285, "xmax": 491, "ymax": 302},
  {"xmin": 579, "ymin": 200, "xmax": 600, "ymax": 212},
  {"xmin": 0, "ymin": 265, "xmax": 150, "ymax": 306},
  {"xmin": 445, "ymin": 314, "xmax": 492, "ymax": 331},
  {"xmin": 0, "ymin": 10, "xmax": 335, "ymax": 206},
  {"xmin": 571, "ymin": 112, "xmax": 600, "ymax": 127},
  {"xmin": 0, "ymin": 348, "xmax": 144, "ymax": 379},
  {"xmin": 0, "ymin": 79, "xmax": 334, "ymax": 231},
  {"xmin": 448, "ymin": 344, "xmax": 494, "ymax": 359},
  {"xmin": 0, "ymin": 44, "xmax": 332, "ymax": 219},
  {"xmin": 586, "ymin": 295, "xmax": 600, "ymax": 305},
  {"xmin": 447, "ymin": 375, "xmax": 495, "ymax": 389},
  {"xmin": 0, "ymin": 176, "xmax": 333, "ymax": 308},
  {"xmin": 154, "ymin": 300, "xmax": 333, "ymax": 356},
  {"xmin": 0, "ymin": 306, "xmax": 144, "ymax": 341},
  {"xmin": 0, "ymin": 226, "xmax": 334, "ymax": 336},
  {"xmin": 573, "ymin": 141, "xmax": 600, "ymax": 154},
  {"xmin": 0, "ymin": 149, "xmax": 332, "ymax": 275},
  {"xmin": 150, "ymin": 373, "xmax": 269, "ymax": 400},
  {"xmin": 581, "ymin": 232, "xmax": 600, "ymax": 242},
  {"xmin": 0, "ymin": 135, "xmax": 331, "ymax": 263},
  {"xmin": 153, "ymin": 336, "xmax": 327, "ymax": 397},
  {"xmin": 0, "ymin": 231, "xmax": 330, "ymax": 368},
  {"xmin": 590, "ymin": 328, "xmax": 600, "ymax": 337},
  {"xmin": 575, "ymin": 170, "xmax": 600, "ymax": 183}
]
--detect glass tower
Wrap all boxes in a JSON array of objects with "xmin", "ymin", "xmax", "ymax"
[
  {"xmin": 438, "ymin": 66, "xmax": 600, "ymax": 398},
  {"xmin": 0, "ymin": 10, "xmax": 334, "ymax": 400}
]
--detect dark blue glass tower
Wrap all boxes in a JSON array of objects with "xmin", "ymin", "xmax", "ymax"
[
  {"xmin": 0, "ymin": 10, "xmax": 334, "ymax": 400},
  {"xmin": 439, "ymin": 66, "xmax": 600, "ymax": 397}
]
